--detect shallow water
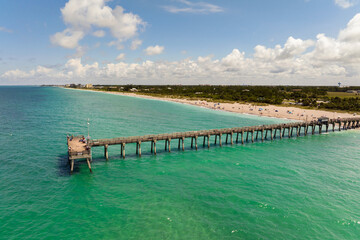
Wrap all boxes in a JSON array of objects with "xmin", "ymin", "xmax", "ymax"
[{"xmin": 1, "ymin": 86, "xmax": 360, "ymax": 239}]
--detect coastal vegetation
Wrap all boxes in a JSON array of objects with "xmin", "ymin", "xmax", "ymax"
[{"xmin": 65, "ymin": 85, "xmax": 360, "ymax": 112}]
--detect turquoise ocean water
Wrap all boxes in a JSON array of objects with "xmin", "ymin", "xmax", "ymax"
[{"xmin": 1, "ymin": 86, "xmax": 360, "ymax": 239}]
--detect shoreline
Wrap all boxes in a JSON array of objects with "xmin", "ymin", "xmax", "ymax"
[{"xmin": 65, "ymin": 88, "xmax": 357, "ymax": 122}]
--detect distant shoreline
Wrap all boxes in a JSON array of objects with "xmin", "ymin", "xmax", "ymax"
[{"xmin": 63, "ymin": 87, "xmax": 357, "ymax": 122}]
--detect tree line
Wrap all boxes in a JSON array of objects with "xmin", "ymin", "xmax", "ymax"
[{"xmin": 71, "ymin": 85, "xmax": 360, "ymax": 112}]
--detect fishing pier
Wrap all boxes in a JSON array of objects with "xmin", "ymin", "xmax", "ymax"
[{"xmin": 67, "ymin": 117, "xmax": 360, "ymax": 173}]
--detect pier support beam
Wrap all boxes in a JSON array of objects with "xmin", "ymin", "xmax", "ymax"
[
  {"xmin": 168, "ymin": 139, "xmax": 171, "ymax": 152},
  {"xmin": 252, "ymin": 130, "xmax": 254, "ymax": 143},
  {"xmin": 195, "ymin": 136, "xmax": 198, "ymax": 150},
  {"xmin": 70, "ymin": 159, "xmax": 74, "ymax": 173},
  {"xmin": 231, "ymin": 132, "xmax": 234, "ymax": 145},
  {"xmin": 86, "ymin": 158, "xmax": 92, "ymax": 173},
  {"xmin": 219, "ymin": 134, "xmax": 222, "ymax": 147},
  {"xmin": 288, "ymin": 128, "xmax": 291, "ymax": 138},
  {"xmin": 261, "ymin": 129, "xmax": 264, "ymax": 142},
  {"xmin": 207, "ymin": 135, "xmax": 210, "ymax": 148},
  {"xmin": 182, "ymin": 137, "xmax": 185, "ymax": 151},
  {"xmin": 121, "ymin": 143, "xmax": 125, "ymax": 158},
  {"xmin": 104, "ymin": 144, "xmax": 108, "ymax": 160},
  {"xmin": 271, "ymin": 129, "xmax": 273, "ymax": 140},
  {"xmin": 154, "ymin": 140, "xmax": 157, "ymax": 155},
  {"xmin": 280, "ymin": 128, "xmax": 283, "ymax": 139},
  {"xmin": 138, "ymin": 141, "xmax": 142, "ymax": 156},
  {"xmin": 241, "ymin": 131, "xmax": 244, "ymax": 144}
]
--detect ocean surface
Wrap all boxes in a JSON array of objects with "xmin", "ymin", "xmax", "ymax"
[{"xmin": 1, "ymin": 86, "xmax": 360, "ymax": 239}]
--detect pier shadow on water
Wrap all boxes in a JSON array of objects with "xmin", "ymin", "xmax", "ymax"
[
  {"xmin": 57, "ymin": 154, "xmax": 78, "ymax": 176},
  {"xmin": 56, "ymin": 153, "xmax": 117, "ymax": 176}
]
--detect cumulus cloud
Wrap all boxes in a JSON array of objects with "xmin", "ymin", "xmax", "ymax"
[
  {"xmin": 50, "ymin": 29, "xmax": 85, "ymax": 49},
  {"xmin": 334, "ymin": 0, "xmax": 355, "ymax": 8},
  {"xmin": 92, "ymin": 30, "xmax": 105, "ymax": 37},
  {"xmin": 254, "ymin": 37, "xmax": 314, "ymax": 61},
  {"xmin": 116, "ymin": 53, "xmax": 125, "ymax": 61},
  {"xmin": 163, "ymin": 0, "xmax": 224, "ymax": 14},
  {"xmin": 50, "ymin": 0, "xmax": 145, "ymax": 49},
  {"xmin": 2, "ymin": 66, "xmax": 65, "ymax": 80},
  {"xmin": 144, "ymin": 45, "xmax": 164, "ymax": 56},
  {"xmin": 3, "ymin": 13, "xmax": 360, "ymax": 85}
]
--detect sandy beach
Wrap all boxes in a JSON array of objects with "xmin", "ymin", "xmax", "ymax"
[{"xmin": 79, "ymin": 89, "xmax": 357, "ymax": 121}]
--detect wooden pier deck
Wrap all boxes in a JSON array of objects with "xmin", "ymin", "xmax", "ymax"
[
  {"xmin": 67, "ymin": 117, "xmax": 360, "ymax": 173},
  {"xmin": 67, "ymin": 135, "xmax": 92, "ymax": 172}
]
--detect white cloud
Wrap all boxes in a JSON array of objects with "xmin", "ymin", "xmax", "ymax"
[
  {"xmin": 144, "ymin": 45, "xmax": 164, "ymax": 56},
  {"xmin": 51, "ymin": 0, "xmax": 145, "ymax": 49},
  {"xmin": 197, "ymin": 55, "xmax": 213, "ymax": 63},
  {"xmin": 309, "ymin": 13, "xmax": 360, "ymax": 64},
  {"xmin": 50, "ymin": 28, "xmax": 85, "ymax": 49},
  {"xmin": 93, "ymin": 30, "xmax": 105, "ymax": 37},
  {"xmin": 2, "ymin": 69, "xmax": 31, "ymax": 79},
  {"xmin": 334, "ymin": 0, "xmax": 355, "ymax": 8},
  {"xmin": 116, "ymin": 53, "xmax": 125, "ymax": 61},
  {"xmin": 254, "ymin": 37, "xmax": 314, "ymax": 61},
  {"xmin": 64, "ymin": 58, "xmax": 99, "ymax": 77},
  {"xmin": 339, "ymin": 14, "xmax": 360, "ymax": 42},
  {"xmin": 163, "ymin": 0, "xmax": 224, "ymax": 14},
  {"xmin": 4, "ymin": 13, "xmax": 360, "ymax": 85},
  {"xmin": 130, "ymin": 39, "xmax": 142, "ymax": 50},
  {"xmin": 2, "ymin": 66, "xmax": 65, "ymax": 80}
]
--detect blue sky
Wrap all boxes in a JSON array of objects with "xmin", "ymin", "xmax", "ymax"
[{"xmin": 0, "ymin": 0, "xmax": 360, "ymax": 85}]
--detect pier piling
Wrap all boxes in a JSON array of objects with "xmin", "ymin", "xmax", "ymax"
[{"xmin": 104, "ymin": 144, "xmax": 108, "ymax": 160}]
